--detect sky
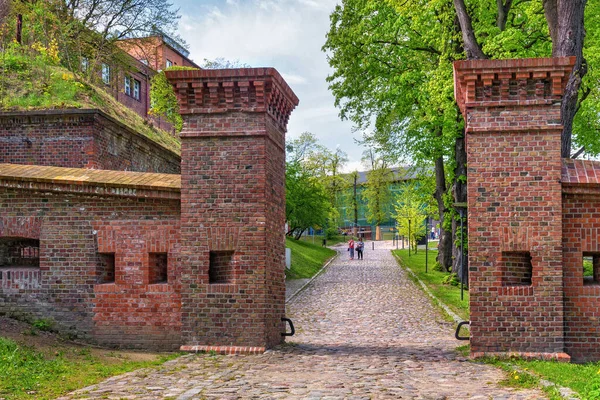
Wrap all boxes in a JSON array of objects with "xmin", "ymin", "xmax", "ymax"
[{"xmin": 170, "ymin": 0, "xmax": 364, "ymax": 172}]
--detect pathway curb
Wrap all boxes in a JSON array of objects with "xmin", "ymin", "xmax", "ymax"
[
  {"xmin": 392, "ymin": 252, "xmax": 464, "ymax": 325},
  {"xmin": 391, "ymin": 251, "xmax": 580, "ymax": 400},
  {"xmin": 285, "ymin": 250, "xmax": 339, "ymax": 304}
]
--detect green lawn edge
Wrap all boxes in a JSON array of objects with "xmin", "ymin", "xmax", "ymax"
[
  {"xmin": 392, "ymin": 249, "xmax": 469, "ymax": 321},
  {"xmin": 0, "ymin": 336, "xmax": 181, "ymax": 400},
  {"xmin": 285, "ymin": 237, "xmax": 337, "ymax": 280}
]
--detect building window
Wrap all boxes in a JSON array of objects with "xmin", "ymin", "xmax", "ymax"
[
  {"xmin": 101, "ymin": 64, "xmax": 111, "ymax": 85},
  {"xmin": 81, "ymin": 57, "xmax": 89, "ymax": 72},
  {"xmin": 133, "ymin": 79, "xmax": 141, "ymax": 100},
  {"xmin": 209, "ymin": 250, "xmax": 235, "ymax": 284},
  {"xmin": 140, "ymin": 59, "xmax": 149, "ymax": 66},
  {"xmin": 124, "ymin": 76, "xmax": 131, "ymax": 96},
  {"xmin": 148, "ymin": 253, "xmax": 168, "ymax": 284},
  {"xmin": 166, "ymin": 59, "xmax": 173, "ymax": 68},
  {"xmin": 583, "ymin": 252, "xmax": 600, "ymax": 285}
]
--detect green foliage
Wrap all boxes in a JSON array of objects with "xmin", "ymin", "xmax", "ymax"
[
  {"xmin": 0, "ymin": 336, "xmax": 179, "ymax": 399},
  {"xmin": 361, "ymin": 149, "xmax": 392, "ymax": 226},
  {"xmin": 285, "ymin": 237, "xmax": 336, "ymax": 280},
  {"xmin": 286, "ymin": 133, "xmax": 350, "ymax": 234},
  {"xmin": 149, "ymin": 69, "xmax": 184, "ymax": 132},
  {"xmin": 441, "ymin": 273, "xmax": 459, "ymax": 287},
  {"xmin": 394, "ymin": 183, "xmax": 428, "ymax": 252},
  {"xmin": 286, "ymin": 161, "xmax": 332, "ymax": 239},
  {"xmin": 32, "ymin": 319, "xmax": 53, "ymax": 332}
]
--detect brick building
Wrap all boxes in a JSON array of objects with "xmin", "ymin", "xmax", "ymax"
[
  {"xmin": 97, "ymin": 33, "xmax": 201, "ymax": 132},
  {"xmin": 455, "ymin": 56, "xmax": 600, "ymax": 362},
  {"xmin": 0, "ymin": 68, "xmax": 298, "ymax": 353}
]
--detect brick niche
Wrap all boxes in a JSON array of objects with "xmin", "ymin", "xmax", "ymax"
[{"xmin": 165, "ymin": 68, "xmax": 299, "ymax": 352}]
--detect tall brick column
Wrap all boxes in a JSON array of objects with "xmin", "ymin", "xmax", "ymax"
[
  {"xmin": 454, "ymin": 57, "xmax": 575, "ymax": 360},
  {"xmin": 165, "ymin": 68, "xmax": 298, "ymax": 353}
]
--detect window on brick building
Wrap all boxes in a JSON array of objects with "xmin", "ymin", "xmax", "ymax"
[
  {"xmin": 101, "ymin": 64, "xmax": 111, "ymax": 85},
  {"xmin": 97, "ymin": 253, "xmax": 115, "ymax": 284},
  {"xmin": 583, "ymin": 252, "xmax": 600, "ymax": 285},
  {"xmin": 133, "ymin": 79, "xmax": 141, "ymax": 100},
  {"xmin": 209, "ymin": 250, "xmax": 236, "ymax": 284},
  {"xmin": 124, "ymin": 76, "xmax": 131, "ymax": 96},
  {"xmin": 166, "ymin": 59, "xmax": 173, "ymax": 68},
  {"xmin": 500, "ymin": 251, "xmax": 532, "ymax": 286},
  {"xmin": 81, "ymin": 57, "xmax": 89, "ymax": 73},
  {"xmin": 0, "ymin": 238, "xmax": 40, "ymax": 268},
  {"xmin": 148, "ymin": 252, "xmax": 168, "ymax": 284}
]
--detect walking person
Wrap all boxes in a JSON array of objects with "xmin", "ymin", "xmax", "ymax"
[
  {"xmin": 348, "ymin": 237, "xmax": 355, "ymax": 260},
  {"xmin": 356, "ymin": 238, "xmax": 364, "ymax": 260}
]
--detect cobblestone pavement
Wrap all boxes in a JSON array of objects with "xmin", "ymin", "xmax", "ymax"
[{"xmin": 61, "ymin": 242, "xmax": 546, "ymax": 399}]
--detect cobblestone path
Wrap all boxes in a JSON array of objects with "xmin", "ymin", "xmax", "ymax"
[{"xmin": 62, "ymin": 242, "xmax": 546, "ymax": 399}]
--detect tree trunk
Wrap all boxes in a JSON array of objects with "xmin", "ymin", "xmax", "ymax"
[
  {"xmin": 434, "ymin": 155, "xmax": 453, "ymax": 272},
  {"xmin": 16, "ymin": 14, "xmax": 23, "ymax": 44},
  {"xmin": 496, "ymin": 0, "xmax": 514, "ymax": 31},
  {"xmin": 452, "ymin": 134, "xmax": 468, "ymax": 283},
  {"xmin": 544, "ymin": 0, "xmax": 588, "ymax": 157},
  {"xmin": 453, "ymin": 0, "xmax": 487, "ymax": 59}
]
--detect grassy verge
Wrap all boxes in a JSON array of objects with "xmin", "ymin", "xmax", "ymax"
[
  {"xmin": 392, "ymin": 249, "xmax": 469, "ymax": 321},
  {"xmin": 0, "ymin": 336, "xmax": 179, "ymax": 400},
  {"xmin": 285, "ymin": 237, "xmax": 337, "ymax": 280},
  {"xmin": 490, "ymin": 358, "xmax": 600, "ymax": 399},
  {"xmin": 296, "ymin": 234, "xmax": 347, "ymax": 246}
]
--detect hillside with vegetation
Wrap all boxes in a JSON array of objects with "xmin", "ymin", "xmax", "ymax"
[{"xmin": 0, "ymin": 1, "xmax": 184, "ymax": 154}]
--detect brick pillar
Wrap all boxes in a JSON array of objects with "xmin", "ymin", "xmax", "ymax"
[
  {"xmin": 454, "ymin": 57, "xmax": 575, "ymax": 360},
  {"xmin": 165, "ymin": 68, "xmax": 298, "ymax": 353}
]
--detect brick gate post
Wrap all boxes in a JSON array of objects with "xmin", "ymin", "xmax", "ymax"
[
  {"xmin": 166, "ymin": 68, "xmax": 298, "ymax": 353},
  {"xmin": 454, "ymin": 57, "xmax": 575, "ymax": 360}
]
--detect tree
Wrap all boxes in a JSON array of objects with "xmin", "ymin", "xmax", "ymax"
[
  {"xmin": 394, "ymin": 183, "xmax": 427, "ymax": 253},
  {"xmin": 285, "ymin": 132, "xmax": 333, "ymax": 240},
  {"xmin": 285, "ymin": 161, "xmax": 331, "ymax": 240},
  {"xmin": 4, "ymin": 0, "xmax": 184, "ymax": 84},
  {"xmin": 324, "ymin": 0, "xmax": 600, "ymax": 273},
  {"xmin": 361, "ymin": 148, "xmax": 392, "ymax": 240},
  {"xmin": 452, "ymin": 0, "xmax": 590, "ymax": 158},
  {"xmin": 201, "ymin": 58, "xmax": 251, "ymax": 69},
  {"xmin": 324, "ymin": 0, "xmax": 464, "ymax": 271}
]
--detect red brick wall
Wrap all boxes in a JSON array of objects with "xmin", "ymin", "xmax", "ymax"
[
  {"xmin": 0, "ymin": 110, "xmax": 180, "ymax": 173},
  {"xmin": 167, "ymin": 68, "xmax": 298, "ymax": 351},
  {"xmin": 0, "ymin": 189, "xmax": 181, "ymax": 350},
  {"xmin": 563, "ymin": 194, "xmax": 600, "ymax": 361},
  {"xmin": 454, "ymin": 57, "xmax": 575, "ymax": 359}
]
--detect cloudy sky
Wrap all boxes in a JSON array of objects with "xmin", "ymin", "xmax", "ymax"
[{"xmin": 171, "ymin": 0, "xmax": 364, "ymax": 172}]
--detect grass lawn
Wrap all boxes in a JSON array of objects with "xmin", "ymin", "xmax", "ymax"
[
  {"xmin": 392, "ymin": 248, "xmax": 469, "ymax": 321},
  {"xmin": 0, "ymin": 318, "xmax": 180, "ymax": 400},
  {"xmin": 285, "ymin": 237, "xmax": 337, "ymax": 280},
  {"xmin": 296, "ymin": 234, "xmax": 347, "ymax": 246}
]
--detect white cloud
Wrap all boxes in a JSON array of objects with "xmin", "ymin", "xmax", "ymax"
[
  {"xmin": 174, "ymin": 0, "xmax": 363, "ymax": 165},
  {"xmin": 280, "ymin": 73, "xmax": 308, "ymax": 85}
]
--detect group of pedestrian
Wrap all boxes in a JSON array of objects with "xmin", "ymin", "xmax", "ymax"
[{"xmin": 347, "ymin": 237, "xmax": 365, "ymax": 260}]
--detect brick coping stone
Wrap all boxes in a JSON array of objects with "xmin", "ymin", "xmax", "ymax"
[{"xmin": 180, "ymin": 345, "xmax": 266, "ymax": 355}]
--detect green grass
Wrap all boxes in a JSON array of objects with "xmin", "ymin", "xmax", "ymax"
[
  {"xmin": 0, "ymin": 337, "xmax": 180, "ymax": 399},
  {"xmin": 499, "ymin": 359, "xmax": 600, "ymax": 399},
  {"xmin": 392, "ymin": 249, "xmax": 469, "ymax": 321},
  {"xmin": 285, "ymin": 237, "xmax": 337, "ymax": 280},
  {"xmin": 0, "ymin": 48, "xmax": 181, "ymax": 154},
  {"xmin": 296, "ymin": 234, "xmax": 347, "ymax": 246}
]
